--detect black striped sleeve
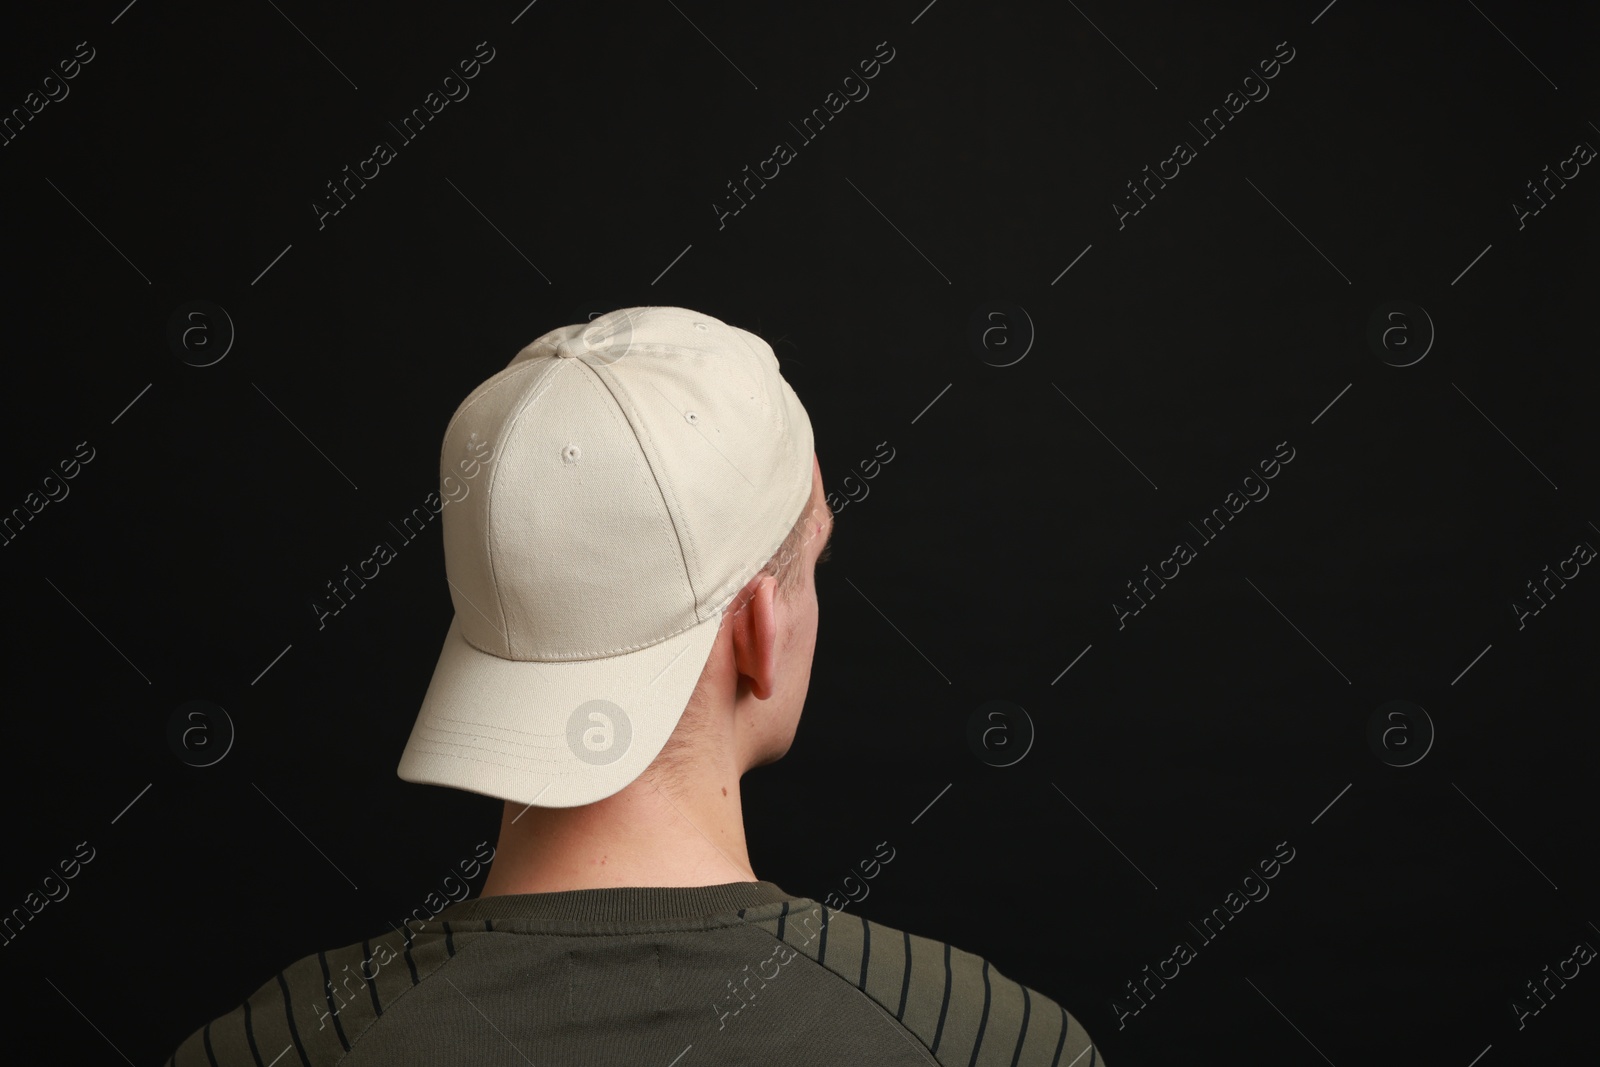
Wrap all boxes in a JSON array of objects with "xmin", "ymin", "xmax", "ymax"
[
  {"xmin": 898, "ymin": 930, "xmax": 913, "ymax": 1020},
  {"xmin": 968, "ymin": 959, "xmax": 993, "ymax": 1067},
  {"xmin": 359, "ymin": 939, "xmax": 384, "ymax": 1018},
  {"xmin": 241, "ymin": 996, "xmax": 263, "ymax": 1065},
  {"xmin": 931, "ymin": 941, "xmax": 954, "ymax": 1053},
  {"xmin": 164, "ymin": 923, "xmax": 487, "ymax": 1064},
  {"xmin": 1009, "ymin": 984, "xmax": 1031, "ymax": 1067},
  {"xmin": 276, "ymin": 970, "xmax": 312, "ymax": 1066},
  {"xmin": 392, "ymin": 922, "xmax": 421, "ymax": 987},
  {"xmin": 858, "ymin": 918, "xmax": 872, "ymax": 990},
  {"xmin": 1051, "ymin": 1006, "xmax": 1069, "ymax": 1064},
  {"xmin": 771, "ymin": 905, "xmax": 1104, "ymax": 1066},
  {"xmin": 315, "ymin": 951, "xmax": 350, "ymax": 1053}
]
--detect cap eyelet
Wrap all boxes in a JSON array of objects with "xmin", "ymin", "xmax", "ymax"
[
  {"xmin": 561, "ymin": 444, "xmax": 582, "ymax": 464},
  {"xmin": 684, "ymin": 411, "xmax": 700, "ymax": 425},
  {"xmin": 693, "ymin": 322, "xmax": 709, "ymax": 332}
]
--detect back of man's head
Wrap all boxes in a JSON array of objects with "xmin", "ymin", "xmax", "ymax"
[{"xmin": 395, "ymin": 306, "xmax": 821, "ymax": 810}]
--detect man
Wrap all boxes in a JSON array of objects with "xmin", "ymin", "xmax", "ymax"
[{"xmin": 168, "ymin": 306, "xmax": 1101, "ymax": 1065}]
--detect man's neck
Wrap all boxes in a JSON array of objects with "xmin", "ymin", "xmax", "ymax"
[{"xmin": 478, "ymin": 768, "xmax": 758, "ymax": 896}]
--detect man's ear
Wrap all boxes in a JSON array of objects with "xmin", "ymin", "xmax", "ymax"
[{"xmin": 729, "ymin": 574, "xmax": 779, "ymax": 700}]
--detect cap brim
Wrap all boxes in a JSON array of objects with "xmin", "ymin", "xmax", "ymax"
[{"xmin": 396, "ymin": 611, "xmax": 722, "ymax": 808}]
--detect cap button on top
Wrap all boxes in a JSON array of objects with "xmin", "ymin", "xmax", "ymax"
[{"xmin": 554, "ymin": 336, "xmax": 589, "ymax": 359}]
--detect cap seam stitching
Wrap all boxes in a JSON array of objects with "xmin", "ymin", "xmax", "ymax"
[
  {"xmin": 440, "ymin": 358, "xmax": 536, "ymax": 447},
  {"xmin": 571, "ymin": 356, "xmax": 699, "ymax": 610},
  {"xmin": 440, "ymin": 364, "xmax": 541, "ymax": 655},
  {"xmin": 479, "ymin": 358, "xmax": 581, "ymax": 653}
]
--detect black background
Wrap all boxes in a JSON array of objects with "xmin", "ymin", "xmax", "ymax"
[{"xmin": 1, "ymin": 1, "xmax": 1595, "ymax": 1064}]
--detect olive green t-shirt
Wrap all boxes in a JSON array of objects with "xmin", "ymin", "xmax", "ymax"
[{"xmin": 168, "ymin": 880, "xmax": 1101, "ymax": 1066}]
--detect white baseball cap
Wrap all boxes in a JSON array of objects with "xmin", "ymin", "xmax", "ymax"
[{"xmin": 396, "ymin": 306, "xmax": 815, "ymax": 808}]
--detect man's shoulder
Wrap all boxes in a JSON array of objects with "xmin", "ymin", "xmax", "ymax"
[
  {"xmin": 738, "ymin": 898, "xmax": 1104, "ymax": 1066},
  {"xmin": 166, "ymin": 900, "xmax": 1104, "ymax": 1066},
  {"xmin": 166, "ymin": 920, "xmax": 465, "ymax": 1066}
]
